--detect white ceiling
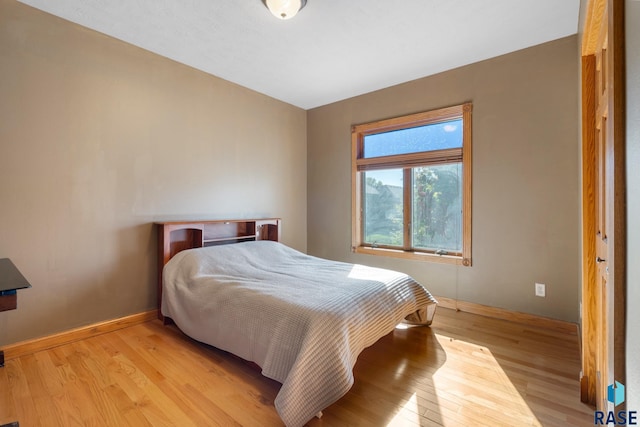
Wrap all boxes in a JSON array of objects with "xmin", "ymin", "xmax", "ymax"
[{"xmin": 18, "ymin": 0, "xmax": 580, "ymax": 110}]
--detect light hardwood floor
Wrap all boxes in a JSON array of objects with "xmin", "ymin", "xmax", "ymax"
[{"xmin": 0, "ymin": 308, "xmax": 594, "ymax": 426}]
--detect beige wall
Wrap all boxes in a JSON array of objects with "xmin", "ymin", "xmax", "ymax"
[
  {"xmin": 0, "ymin": 0, "xmax": 583, "ymax": 345},
  {"xmin": 308, "ymin": 36, "xmax": 581, "ymax": 322},
  {"xmin": 0, "ymin": 1, "xmax": 307, "ymax": 345}
]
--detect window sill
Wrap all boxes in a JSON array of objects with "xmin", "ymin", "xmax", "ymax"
[{"xmin": 353, "ymin": 246, "xmax": 470, "ymax": 266}]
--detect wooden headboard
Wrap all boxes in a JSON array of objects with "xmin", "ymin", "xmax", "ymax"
[{"xmin": 156, "ymin": 218, "xmax": 281, "ymax": 322}]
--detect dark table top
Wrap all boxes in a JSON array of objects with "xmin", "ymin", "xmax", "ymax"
[{"xmin": 0, "ymin": 258, "xmax": 32, "ymax": 292}]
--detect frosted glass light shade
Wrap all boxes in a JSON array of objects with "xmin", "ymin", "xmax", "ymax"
[{"xmin": 264, "ymin": 0, "xmax": 307, "ymax": 20}]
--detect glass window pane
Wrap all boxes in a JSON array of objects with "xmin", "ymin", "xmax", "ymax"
[
  {"xmin": 363, "ymin": 169, "xmax": 404, "ymax": 247},
  {"xmin": 412, "ymin": 163, "xmax": 462, "ymax": 253},
  {"xmin": 363, "ymin": 119, "xmax": 462, "ymax": 158}
]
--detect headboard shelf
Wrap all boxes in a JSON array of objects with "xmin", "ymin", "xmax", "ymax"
[
  {"xmin": 156, "ymin": 218, "xmax": 281, "ymax": 322},
  {"xmin": 204, "ymin": 235, "xmax": 256, "ymax": 245}
]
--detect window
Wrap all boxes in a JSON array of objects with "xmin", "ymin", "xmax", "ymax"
[{"xmin": 351, "ymin": 103, "xmax": 472, "ymax": 266}]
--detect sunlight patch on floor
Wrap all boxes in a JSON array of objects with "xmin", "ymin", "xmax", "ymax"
[
  {"xmin": 386, "ymin": 392, "xmax": 421, "ymax": 426},
  {"xmin": 427, "ymin": 333, "xmax": 542, "ymax": 427}
]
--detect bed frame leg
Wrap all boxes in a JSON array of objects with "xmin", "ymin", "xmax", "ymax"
[{"xmin": 316, "ymin": 411, "xmax": 323, "ymax": 419}]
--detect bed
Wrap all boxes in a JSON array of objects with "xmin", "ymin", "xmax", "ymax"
[{"xmin": 156, "ymin": 218, "xmax": 437, "ymax": 427}]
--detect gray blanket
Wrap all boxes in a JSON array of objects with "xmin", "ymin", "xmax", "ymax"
[{"xmin": 162, "ymin": 240, "xmax": 437, "ymax": 426}]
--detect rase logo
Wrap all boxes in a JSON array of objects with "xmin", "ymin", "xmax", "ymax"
[
  {"xmin": 609, "ymin": 382, "xmax": 626, "ymax": 407},
  {"xmin": 594, "ymin": 381, "xmax": 637, "ymax": 425}
]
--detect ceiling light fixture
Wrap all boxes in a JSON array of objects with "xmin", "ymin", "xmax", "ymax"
[{"xmin": 263, "ymin": 0, "xmax": 307, "ymax": 20}]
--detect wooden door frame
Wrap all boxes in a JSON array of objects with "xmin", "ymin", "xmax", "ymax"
[{"xmin": 580, "ymin": 0, "xmax": 626, "ymax": 408}]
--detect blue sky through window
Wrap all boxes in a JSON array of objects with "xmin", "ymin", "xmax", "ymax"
[{"xmin": 363, "ymin": 119, "xmax": 462, "ymax": 158}]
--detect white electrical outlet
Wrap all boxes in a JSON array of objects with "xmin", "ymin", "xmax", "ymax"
[{"xmin": 535, "ymin": 282, "xmax": 546, "ymax": 297}]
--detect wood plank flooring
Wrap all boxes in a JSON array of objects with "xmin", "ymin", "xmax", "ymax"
[{"xmin": 0, "ymin": 308, "xmax": 594, "ymax": 426}]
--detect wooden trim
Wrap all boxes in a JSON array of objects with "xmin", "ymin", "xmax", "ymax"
[
  {"xmin": 351, "ymin": 131, "xmax": 362, "ymax": 252},
  {"xmin": 1, "ymin": 310, "xmax": 157, "ymax": 361},
  {"xmin": 461, "ymin": 103, "xmax": 473, "ymax": 266},
  {"xmin": 608, "ymin": 0, "xmax": 626, "ymax": 393},
  {"xmin": 580, "ymin": 0, "xmax": 626, "ymax": 408},
  {"xmin": 582, "ymin": 0, "xmax": 607, "ymax": 55},
  {"xmin": 402, "ymin": 168, "xmax": 412, "ymax": 251},
  {"xmin": 358, "ymin": 244, "xmax": 462, "ymax": 257},
  {"xmin": 354, "ymin": 246, "xmax": 464, "ymax": 265},
  {"xmin": 581, "ymin": 54, "xmax": 598, "ymax": 404},
  {"xmin": 434, "ymin": 296, "xmax": 461, "ymax": 310},
  {"xmin": 435, "ymin": 296, "xmax": 579, "ymax": 335},
  {"xmin": 352, "ymin": 104, "xmax": 467, "ymax": 135},
  {"xmin": 356, "ymin": 148, "xmax": 462, "ymax": 171}
]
